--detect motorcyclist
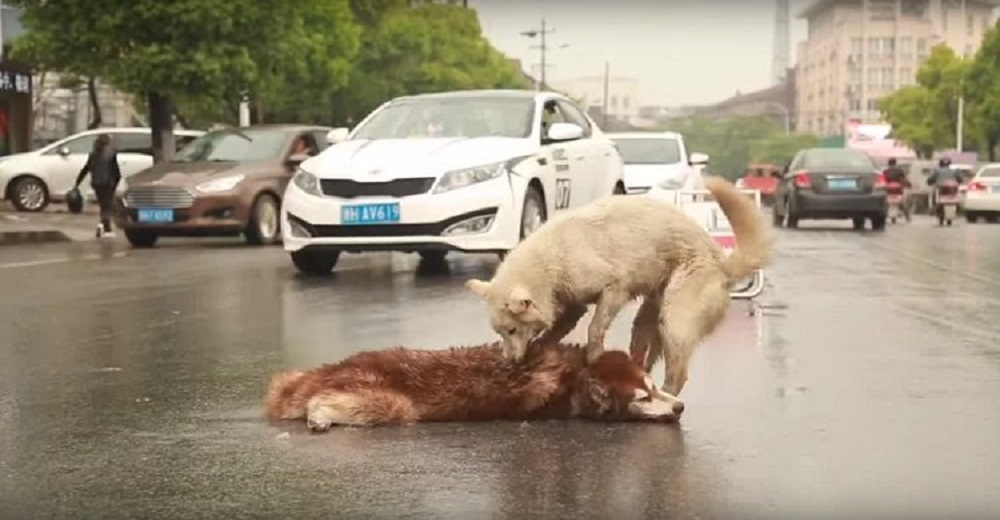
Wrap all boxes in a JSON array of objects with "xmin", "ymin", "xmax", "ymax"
[
  {"xmin": 883, "ymin": 158, "xmax": 911, "ymax": 221},
  {"xmin": 927, "ymin": 157, "xmax": 961, "ymax": 208}
]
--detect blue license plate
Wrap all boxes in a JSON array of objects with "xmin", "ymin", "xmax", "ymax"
[
  {"xmin": 137, "ymin": 208, "xmax": 174, "ymax": 223},
  {"xmin": 341, "ymin": 203, "xmax": 400, "ymax": 225},
  {"xmin": 827, "ymin": 178, "xmax": 857, "ymax": 190}
]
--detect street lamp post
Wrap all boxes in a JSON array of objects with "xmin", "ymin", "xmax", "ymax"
[{"xmin": 520, "ymin": 18, "xmax": 560, "ymax": 91}]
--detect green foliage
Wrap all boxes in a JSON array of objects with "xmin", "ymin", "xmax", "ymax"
[
  {"xmin": 879, "ymin": 34, "xmax": 1000, "ymax": 160},
  {"xmin": 663, "ymin": 116, "xmax": 820, "ymax": 180},
  {"xmin": 330, "ymin": 4, "xmax": 530, "ymax": 125}
]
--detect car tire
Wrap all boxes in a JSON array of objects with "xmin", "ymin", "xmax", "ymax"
[
  {"xmin": 10, "ymin": 176, "xmax": 49, "ymax": 212},
  {"xmin": 125, "ymin": 230, "xmax": 158, "ymax": 248},
  {"xmin": 871, "ymin": 215, "xmax": 886, "ymax": 231},
  {"xmin": 772, "ymin": 205, "xmax": 784, "ymax": 227},
  {"xmin": 245, "ymin": 194, "xmax": 280, "ymax": 246},
  {"xmin": 291, "ymin": 250, "xmax": 340, "ymax": 275},
  {"xmin": 852, "ymin": 217, "xmax": 866, "ymax": 231},
  {"xmin": 419, "ymin": 251, "xmax": 448, "ymax": 264},
  {"xmin": 986, "ymin": 214, "xmax": 998, "ymax": 223},
  {"xmin": 520, "ymin": 185, "xmax": 546, "ymax": 240},
  {"xmin": 966, "ymin": 212, "xmax": 979, "ymax": 223},
  {"xmin": 612, "ymin": 182, "xmax": 626, "ymax": 195}
]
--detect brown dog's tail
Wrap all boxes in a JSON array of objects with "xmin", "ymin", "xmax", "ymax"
[
  {"xmin": 705, "ymin": 176, "xmax": 773, "ymax": 281},
  {"xmin": 265, "ymin": 370, "xmax": 307, "ymax": 420}
]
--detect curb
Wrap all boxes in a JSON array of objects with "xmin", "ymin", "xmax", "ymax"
[{"xmin": 0, "ymin": 230, "xmax": 72, "ymax": 247}]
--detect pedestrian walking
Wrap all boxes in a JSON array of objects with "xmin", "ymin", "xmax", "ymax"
[{"xmin": 74, "ymin": 134, "xmax": 122, "ymax": 238}]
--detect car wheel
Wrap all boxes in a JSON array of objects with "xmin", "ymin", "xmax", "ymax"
[
  {"xmin": 871, "ymin": 215, "xmax": 886, "ymax": 231},
  {"xmin": 852, "ymin": 217, "xmax": 866, "ymax": 231},
  {"xmin": 966, "ymin": 212, "xmax": 979, "ymax": 223},
  {"xmin": 419, "ymin": 251, "xmax": 448, "ymax": 264},
  {"xmin": 291, "ymin": 250, "xmax": 340, "ymax": 275},
  {"xmin": 520, "ymin": 185, "xmax": 546, "ymax": 240},
  {"xmin": 612, "ymin": 183, "xmax": 626, "ymax": 195},
  {"xmin": 11, "ymin": 176, "xmax": 49, "ymax": 212},
  {"xmin": 986, "ymin": 214, "xmax": 998, "ymax": 223},
  {"xmin": 772, "ymin": 204, "xmax": 784, "ymax": 227},
  {"xmin": 245, "ymin": 194, "xmax": 280, "ymax": 246},
  {"xmin": 125, "ymin": 230, "xmax": 158, "ymax": 248}
]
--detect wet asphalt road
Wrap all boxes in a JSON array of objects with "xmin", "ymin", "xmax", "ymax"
[{"xmin": 2, "ymin": 217, "xmax": 1000, "ymax": 519}]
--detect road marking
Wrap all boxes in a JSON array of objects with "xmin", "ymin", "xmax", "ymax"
[{"xmin": 0, "ymin": 251, "xmax": 129, "ymax": 269}]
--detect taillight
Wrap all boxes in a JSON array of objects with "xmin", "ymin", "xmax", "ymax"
[
  {"xmin": 793, "ymin": 170, "xmax": 811, "ymax": 188},
  {"xmin": 968, "ymin": 181, "xmax": 986, "ymax": 191},
  {"xmin": 874, "ymin": 172, "xmax": 887, "ymax": 187}
]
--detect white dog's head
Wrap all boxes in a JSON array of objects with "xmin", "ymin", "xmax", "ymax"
[{"xmin": 466, "ymin": 279, "xmax": 550, "ymax": 358}]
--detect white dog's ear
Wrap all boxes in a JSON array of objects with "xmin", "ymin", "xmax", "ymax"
[
  {"xmin": 505, "ymin": 286, "xmax": 533, "ymax": 315},
  {"xmin": 466, "ymin": 279, "xmax": 491, "ymax": 298}
]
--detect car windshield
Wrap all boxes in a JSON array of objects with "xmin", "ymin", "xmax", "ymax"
[
  {"xmin": 611, "ymin": 138, "xmax": 681, "ymax": 165},
  {"xmin": 351, "ymin": 96, "xmax": 535, "ymax": 140},
  {"xmin": 801, "ymin": 149, "xmax": 874, "ymax": 171},
  {"xmin": 175, "ymin": 128, "xmax": 289, "ymax": 162}
]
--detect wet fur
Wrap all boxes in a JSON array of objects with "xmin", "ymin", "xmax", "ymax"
[
  {"xmin": 467, "ymin": 176, "xmax": 773, "ymax": 396},
  {"xmin": 265, "ymin": 342, "xmax": 677, "ymax": 430}
]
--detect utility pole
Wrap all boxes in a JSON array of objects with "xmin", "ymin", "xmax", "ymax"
[
  {"xmin": 602, "ymin": 61, "xmax": 610, "ymax": 128},
  {"xmin": 521, "ymin": 18, "xmax": 557, "ymax": 91}
]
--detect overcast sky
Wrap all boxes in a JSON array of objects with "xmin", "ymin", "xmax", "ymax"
[{"xmin": 471, "ymin": 0, "xmax": 812, "ymax": 107}]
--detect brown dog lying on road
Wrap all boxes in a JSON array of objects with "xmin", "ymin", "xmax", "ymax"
[{"xmin": 265, "ymin": 341, "xmax": 684, "ymax": 431}]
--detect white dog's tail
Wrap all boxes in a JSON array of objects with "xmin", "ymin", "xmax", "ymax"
[{"xmin": 705, "ymin": 176, "xmax": 773, "ymax": 281}]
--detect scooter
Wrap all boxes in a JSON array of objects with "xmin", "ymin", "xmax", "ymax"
[
  {"xmin": 933, "ymin": 179, "xmax": 961, "ymax": 226},
  {"xmin": 886, "ymin": 182, "xmax": 909, "ymax": 224}
]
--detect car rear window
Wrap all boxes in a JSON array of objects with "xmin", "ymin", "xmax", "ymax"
[
  {"xmin": 611, "ymin": 138, "xmax": 681, "ymax": 165},
  {"xmin": 977, "ymin": 166, "xmax": 1000, "ymax": 178},
  {"xmin": 802, "ymin": 149, "xmax": 874, "ymax": 171}
]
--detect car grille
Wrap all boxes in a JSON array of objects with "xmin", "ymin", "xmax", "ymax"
[
  {"xmin": 320, "ymin": 178, "xmax": 436, "ymax": 199},
  {"xmin": 124, "ymin": 186, "xmax": 195, "ymax": 209}
]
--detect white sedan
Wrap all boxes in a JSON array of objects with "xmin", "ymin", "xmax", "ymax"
[
  {"xmin": 960, "ymin": 163, "xmax": 1000, "ymax": 223},
  {"xmin": 280, "ymin": 89, "xmax": 626, "ymax": 274}
]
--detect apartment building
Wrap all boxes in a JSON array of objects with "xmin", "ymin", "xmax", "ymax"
[{"xmin": 795, "ymin": 0, "xmax": 999, "ymax": 136}]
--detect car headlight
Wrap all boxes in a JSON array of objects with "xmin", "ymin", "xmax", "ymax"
[
  {"xmin": 292, "ymin": 168, "xmax": 322, "ymax": 196},
  {"xmin": 196, "ymin": 175, "xmax": 245, "ymax": 193},
  {"xmin": 433, "ymin": 161, "xmax": 507, "ymax": 194}
]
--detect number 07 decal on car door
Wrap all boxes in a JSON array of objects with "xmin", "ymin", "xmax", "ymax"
[{"xmin": 555, "ymin": 178, "xmax": 572, "ymax": 209}]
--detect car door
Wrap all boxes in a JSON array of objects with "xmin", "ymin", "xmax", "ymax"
[
  {"xmin": 539, "ymin": 99, "xmax": 591, "ymax": 212},
  {"xmin": 40, "ymin": 133, "xmax": 98, "ymax": 198},
  {"xmin": 554, "ymin": 99, "xmax": 605, "ymax": 203}
]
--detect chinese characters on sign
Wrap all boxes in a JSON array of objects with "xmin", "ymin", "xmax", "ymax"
[{"xmin": 0, "ymin": 71, "xmax": 31, "ymax": 94}]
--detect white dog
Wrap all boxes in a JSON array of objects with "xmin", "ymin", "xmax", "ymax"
[{"xmin": 466, "ymin": 176, "xmax": 772, "ymax": 396}]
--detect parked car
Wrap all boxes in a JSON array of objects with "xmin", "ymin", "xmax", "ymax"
[
  {"xmin": 281, "ymin": 89, "xmax": 626, "ymax": 274},
  {"xmin": 0, "ymin": 127, "xmax": 203, "ymax": 212},
  {"xmin": 605, "ymin": 131, "xmax": 707, "ymax": 194},
  {"xmin": 959, "ymin": 163, "xmax": 1000, "ymax": 223},
  {"xmin": 115, "ymin": 124, "xmax": 331, "ymax": 248},
  {"xmin": 772, "ymin": 147, "xmax": 888, "ymax": 231}
]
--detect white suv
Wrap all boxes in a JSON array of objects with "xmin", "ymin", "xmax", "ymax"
[{"xmin": 1, "ymin": 127, "xmax": 203, "ymax": 212}]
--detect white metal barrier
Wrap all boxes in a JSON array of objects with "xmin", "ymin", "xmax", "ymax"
[{"xmin": 672, "ymin": 188, "xmax": 766, "ymax": 300}]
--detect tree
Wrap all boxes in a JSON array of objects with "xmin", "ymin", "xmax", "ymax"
[
  {"xmin": 965, "ymin": 21, "xmax": 1000, "ymax": 161},
  {"xmin": 330, "ymin": 3, "xmax": 529, "ymax": 126},
  {"xmin": 10, "ymin": 0, "xmax": 361, "ymax": 162},
  {"xmin": 878, "ymin": 86, "xmax": 938, "ymax": 158}
]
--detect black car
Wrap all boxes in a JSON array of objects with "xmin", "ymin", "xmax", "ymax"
[{"xmin": 772, "ymin": 148, "xmax": 888, "ymax": 231}]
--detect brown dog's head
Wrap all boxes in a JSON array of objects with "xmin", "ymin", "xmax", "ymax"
[{"xmin": 574, "ymin": 351, "xmax": 684, "ymax": 422}]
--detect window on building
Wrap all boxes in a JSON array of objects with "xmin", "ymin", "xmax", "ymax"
[
  {"xmin": 881, "ymin": 37, "xmax": 895, "ymax": 56},
  {"xmin": 849, "ymin": 67, "xmax": 862, "ymax": 86},
  {"xmin": 900, "ymin": 37, "xmax": 913, "ymax": 57},
  {"xmin": 868, "ymin": 68, "xmax": 880, "ymax": 89},
  {"xmin": 900, "ymin": 67, "xmax": 913, "ymax": 86},
  {"xmin": 968, "ymin": 13, "xmax": 975, "ymax": 35},
  {"xmin": 881, "ymin": 68, "xmax": 895, "ymax": 88},
  {"xmin": 867, "ymin": 99, "xmax": 881, "ymax": 111},
  {"xmin": 850, "ymin": 99, "xmax": 862, "ymax": 111},
  {"xmin": 901, "ymin": 0, "xmax": 928, "ymax": 18},
  {"xmin": 917, "ymin": 38, "xmax": 928, "ymax": 57},
  {"xmin": 868, "ymin": 37, "xmax": 880, "ymax": 57}
]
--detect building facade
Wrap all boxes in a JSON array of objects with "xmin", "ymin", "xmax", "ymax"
[
  {"xmin": 0, "ymin": 3, "xmax": 32, "ymax": 155},
  {"xmin": 796, "ymin": 0, "xmax": 999, "ymax": 136}
]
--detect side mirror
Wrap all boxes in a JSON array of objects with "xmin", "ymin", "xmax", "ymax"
[
  {"xmin": 286, "ymin": 153, "xmax": 311, "ymax": 166},
  {"xmin": 689, "ymin": 152, "xmax": 710, "ymax": 166},
  {"xmin": 546, "ymin": 122, "xmax": 584, "ymax": 142},
  {"xmin": 58, "ymin": 146, "xmax": 70, "ymax": 157},
  {"xmin": 326, "ymin": 127, "xmax": 350, "ymax": 145}
]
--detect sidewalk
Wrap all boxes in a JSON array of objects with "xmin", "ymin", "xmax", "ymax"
[{"xmin": 0, "ymin": 202, "xmax": 120, "ymax": 246}]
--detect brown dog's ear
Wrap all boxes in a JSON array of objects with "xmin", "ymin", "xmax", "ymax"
[
  {"xmin": 505, "ymin": 286, "xmax": 533, "ymax": 314},
  {"xmin": 466, "ymin": 279, "xmax": 491, "ymax": 298}
]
